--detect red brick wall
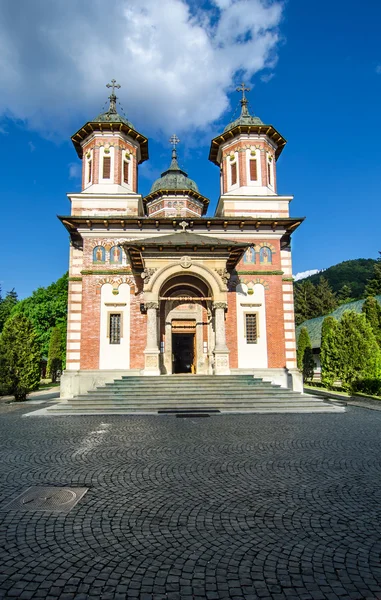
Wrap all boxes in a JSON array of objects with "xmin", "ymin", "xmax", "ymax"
[
  {"xmin": 80, "ymin": 276, "xmax": 101, "ymax": 369},
  {"xmin": 265, "ymin": 276, "xmax": 286, "ymax": 368},
  {"xmin": 226, "ymin": 292, "xmax": 238, "ymax": 368},
  {"xmin": 130, "ymin": 293, "xmax": 146, "ymax": 370}
]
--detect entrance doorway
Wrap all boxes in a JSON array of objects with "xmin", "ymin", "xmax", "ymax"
[{"xmin": 172, "ymin": 333, "xmax": 195, "ymax": 373}]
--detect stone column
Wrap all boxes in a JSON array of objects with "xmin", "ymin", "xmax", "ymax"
[
  {"xmin": 213, "ymin": 302, "xmax": 230, "ymax": 375},
  {"xmin": 143, "ymin": 302, "xmax": 161, "ymax": 375}
]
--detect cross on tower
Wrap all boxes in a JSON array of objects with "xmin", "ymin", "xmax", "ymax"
[
  {"xmin": 169, "ymin": 134, "xmax": 180, "ymax": 150},
  {"xmin": 106, "ymin": 79, "xmax": 121, "ymax": 96},
  {"xmin": 236, "ymin": 82, "xmax": 251, "ymax": 101},
  {"xmin": 106, "ymin": 79, "xmax": 121, "ymax": 113}
]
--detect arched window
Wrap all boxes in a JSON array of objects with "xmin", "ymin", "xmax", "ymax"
[
  {"xmin": 243, "ymin": 247, "xmax": 255, "ymax": 264},
  {"xmin": 110, "ymin": 246, "xmax": 123, "ymax": 264},
  {"xmin": 93, "ymin": 246, "xmax": 105, "ymax": 263},
  {"xmin": 259, "ymin": 247, "xmax": 272, "ymax": 265}
]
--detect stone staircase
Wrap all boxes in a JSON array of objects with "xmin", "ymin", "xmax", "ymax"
[{"xmin": 49, "ymin": 375, "xmax": 345, "ymax": 415}]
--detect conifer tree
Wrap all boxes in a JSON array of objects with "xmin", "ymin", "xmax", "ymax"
[
  {"xmin": 311, "ymin": 277, "xmax": 338, "ymax": 317},
  {"xmin": 294, "ymin": 280, "xmax": 316, "ymax": 325},
  {"xmin": 0, "ymin": 314, "xmax": 41, "ymax": 400},
  {"xmin": 297, "ymin": 326, "xmax": 311, "ymax": 370},
  {"xmin": 365, "ymin": 252, "xmax": 381, "ymax": 296},
  {"xmin": 302, "ymin": 347, "xmax": 315, "ymax": 383},
  {"xmin": 362, "ymin": 296, "xmax": 381, "ymax": 347},
  {"xmin": 339, "ymin": 311, "xmax": 381, "ymax": 390},
  {"xmin": 47, "ymin": 326, "xmax": 63, "ymax": 382},
  {"xmin": 0, "ymin": 289, "xmax": 18, "ymax": 332},
  {"xmin": 321, "ymin": 316, "xmax": 340, "ymax": 388},
  {"xmin": 337, "ymin": 284, "xmax": 352, "ymax": 304}
]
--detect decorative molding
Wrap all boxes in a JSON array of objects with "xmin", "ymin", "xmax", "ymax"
[
  {"xmin": 81, "ymin": 269, "xmax": 133, "ymax": 275},
  {"xmin": 95, "ymin": 275, "xmax": 135, "ymax": 289},
  {"xmin": 141, "ymin": 268, "xmax": 157, "ymax": 284},
  {"xmin": 216, "ymin": 269, "xmax": 230, "ymax": 284},
  {"xmin": 180, "ymin": 256, "xmax": 192, "ymax": 269},
  {"xmin": 146, "ymin": 302, "xmax": 159, "ymax": 310},
  {"xmin": 282, "ymin": 277, "xmax": 294, "ymax": 282},
  {"xmin": 69, "ymin": 277, "xmax": 83, "ymax": 282},
  {"xmin": 213, "ymin": 302, "xmax": 228, "ymax": 310},
  {"xmin": 237, "ymin": 270, "xmax": 283, "ymax": 275}
]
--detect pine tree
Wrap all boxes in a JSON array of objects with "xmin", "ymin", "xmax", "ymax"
[
  {"xmin": 0, "ymin": 289, "xmax": 18, "ymax": 332},
  {"xmin": 339, "ymin": 311, "xmax": 381, "ymax": 390},
  {"xmin": 47, "ymin": 326, "xmax": 63, "ymax": 382},
  {"xmin": 320, "ymin": 316, "xmax": 340, "ymax": 389},
  {"xmin": 302, "ymin": 347, "xmax": 315, "ymax": 383},
  {"xmin": 0, "ymin": 314, "xmax": 41, "ymax": 400},
  {"xmin": 337, "ymin": 284, "xmax": 352, "ymax": 304},
  {"xmin": 365, "ymin": 252, "xmax": 381, "ymax": 296},
  {"xmin": 362, "ymin": 296, "xmax": 381, "ymax": 347},
  {"xmin": 297, "ymin": 326, "xmax": 311, "ymax": 370},
  {"xmin": 310, "ymin": 277, "xmax": 338, "ymax": 317},
  {"xmin": 294, "ymin": 280, "xmax": 316, "ymax": 325}
]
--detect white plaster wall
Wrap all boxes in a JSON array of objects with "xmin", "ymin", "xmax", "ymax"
[
  {"xmin": 99, "ymin": 283, "xmax": 130, "ymax": 370},
  {"xmin": 236, "ymin": 283, "xmax": 268, "ymax": 369}
]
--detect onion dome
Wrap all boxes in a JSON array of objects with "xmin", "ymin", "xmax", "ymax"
[
  {"xmin": 71, "ymin": 79, "xmax": 148, "ymax": 162},
  {"xmin": 150, "ymin": 147, "xmax": 199, "ymax": 194},
  {"xmin": 223, "ymin": 83, "xmax": 263, "ymax": 132}
]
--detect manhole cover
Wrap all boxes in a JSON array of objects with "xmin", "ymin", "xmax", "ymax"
[{"xmin": 1, "ymin": 486, "xmax": 88, "ymax": 513}]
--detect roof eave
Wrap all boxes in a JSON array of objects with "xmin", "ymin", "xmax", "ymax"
[
  {"xmin": 208, "ymin": 124, "xmax": 287, "ymax": 165},
  {"xmin": 71, "ymin": 121, "xmax": 149, "ymax": 163}
]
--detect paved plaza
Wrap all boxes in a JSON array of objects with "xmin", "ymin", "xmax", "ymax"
[{"xmin": 0, "ymin": 400, "xmax": 381, "ymax": 599}]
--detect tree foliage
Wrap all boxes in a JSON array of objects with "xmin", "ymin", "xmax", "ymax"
[
  {"xmin": 294, "ymin": 277, "xmax": 337, "ymax": 325},
  {"xmin": 302, "ymin": 347, "xmax": 315, "ymax": 383},
  {"xmin": 362, "ymin": 296, "xmax": 381, "ymax": 347},
  {"xmin": 0, "ymin": 314, "xmax": 41, "ymax": 400},
  {"xmin": 365, "ymin": 252, "xmax": 381, "ymax": 297},
  {"xmin": 320, "ymin": 316, "xmax": 341, "ymax": 389},
  {"xmin": 337, "ymin": 284, "xmax": 352, "ymax": 304},
  {"xmin": 297, "ymin": 327, "xmax": 311, "ymax": 370},
  {"xmin": 339, "ymin": 311, "xmax": 381, "ymax": 390},
  {"xmin": 47, "ymin": 325, "xmax": 65, "ymax": 382},
  {"xmin": 306, "ymin": 258, "xmax": 377, "ymax": 297},
  {"xmin": 11, "ymin": 273, "xmax": 68, "ymax": 356},
  {"xmin": 0, "ymin": 288, "xmax": 18, "ymax": 332}
]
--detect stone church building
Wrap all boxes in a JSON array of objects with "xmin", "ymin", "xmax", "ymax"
[{"xmin": 60, "ymin": 81, "xmax": 303, "ymax": 399}]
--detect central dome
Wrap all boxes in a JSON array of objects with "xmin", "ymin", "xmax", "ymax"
[{"xmin": 150, "ymin": 152, "xmax": 199, "ymax": 194}]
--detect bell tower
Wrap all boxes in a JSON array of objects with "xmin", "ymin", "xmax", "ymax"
[
  {"xmin": 209, "ymin": 84, "xmax": 292, "ymax": 218},
  {"xmin": 69, "ymin": 80, "xmax": 149, "ymax": 217}
]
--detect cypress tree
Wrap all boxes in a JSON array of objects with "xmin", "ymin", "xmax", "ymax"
[
  {"xmin": 365, "ymin": 252, "xmax": 381, "ymax": 296},
  {"xmin": 362, "ymin": 296, "xmax": 381, "ymax": 347},
  {"xmin": 47, "ymin": 326, "xmax": 63, "ymax": 382},
  {"xmin": 302, "ymin": 347, "xmax": 315, "ymax": 383},
  {"xmin": 320, "ymin": 316, "xmax": 340, "ymax": 389},
  {"xmin": 339, "ymin": 311, "xmax": 381, "ymax": 390},
  {"xmin": 0, "ymin": 314, "xmax": 41, "ymax": 400},
  {"xmin": 297, "ymin": 326, "xmax": 311, "ymax": 370}
]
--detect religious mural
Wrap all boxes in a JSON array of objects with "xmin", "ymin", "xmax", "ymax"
[
  {"xmin": 93, "ymin": 246, "xmax": 105, "ymax": 263},
  {"xmin": 110, "ymin": 246, "xmax": 123, "ymax": 263},
  {"xmin": 259, "ymin": 247, "xmax": 272, "ymax": 264},
  {"xmin": 243, "ymin": 247, "xmax": 256, "ymax": 264}
]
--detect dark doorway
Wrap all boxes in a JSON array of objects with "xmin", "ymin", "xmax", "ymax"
[{"xmin": 172, "ymin": 333, "xmax": 195, "ymax": 374}]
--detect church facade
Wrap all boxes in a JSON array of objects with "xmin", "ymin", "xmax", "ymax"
[{"xmin": 60, "ymin": 81, "xmax": 303, "ymax": 398}]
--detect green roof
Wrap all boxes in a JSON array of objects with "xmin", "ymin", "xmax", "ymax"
[
  {"xmin": 150, "ymin": 151, "xmax": 199, "ymax": 194},
  {"xmin": 296, "ymin": 295, "xmax": 381, "ymax": 349},
  {"xmin": 223, "ymin": 112, "xmax": 264, "ymax": 133},
  {"xmin": 92, "ymin": 109, "xmax": 134, "ymax": 129}
]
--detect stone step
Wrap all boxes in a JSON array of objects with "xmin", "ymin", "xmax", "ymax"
[{"xmin": 49, "ymin": 404, "xmax": 344, "ymax": 414}]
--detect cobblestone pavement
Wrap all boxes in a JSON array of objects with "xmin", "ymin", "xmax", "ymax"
[{"xmin": 1, "ymin": 404, "xmax": 381, "ymax": 600}]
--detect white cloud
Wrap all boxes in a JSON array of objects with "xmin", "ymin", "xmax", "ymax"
[
  {"xmin": 0, "ymin": 0, "xmax": 284, "ymax": 138},
  {"xmin": 293, "ymin": 269, "xmax": 322, "ymax": 282},
  {"xmin": 28, "ymin": 141, "xmax": 36, "ymax": 152},
  {"xmin": 376, "ymin": 64, "xmax": 381, "ymax": 75},
  {"xmin": 68, "ymin": 162, "xmax": 82, "ymax": 179}
]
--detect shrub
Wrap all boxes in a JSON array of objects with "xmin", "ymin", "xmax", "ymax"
[
  {"xmin": 297, "ymin": 327, "xmax": 311, "ymax": 370},
  {"xmin": 351, "ymin": 378, "xmax": 381, "ymax": 397}
]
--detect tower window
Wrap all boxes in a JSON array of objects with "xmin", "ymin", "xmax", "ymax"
[
  {"xmin": 103, "ymin": 156, "xmax": 111, "ymax": 179},
  {"xmin": 231, "ymin": 162, "xmax": 237, "ymax": 186},
  {"xmin": 267, "ymin": 162, "xmax": 272, "ymax": 185},
  {"xmin": 249, "ymin": 159, "xmax": 257, "ymax": 181},
  {"xmin": 123, "ymin": 160, "xmax": 129, "ymax": 184},
  {"xmin": 245, "ymin": 313, "xmax": 258, "ymax": 344},
  {"xmin": 109, "ymin": 313, "xmax": 121, "ymax": 344},
  {"xmin": 88, "ymin": 160, "xmax": 92, "ymax": 184}
]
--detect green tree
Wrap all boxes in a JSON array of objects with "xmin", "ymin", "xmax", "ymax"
[
  {"xmin": 365, "ymin": 252, "xmax": 381, "ymax": 296},
  {"xmin": 297, "ymin": 326, "xmax": 311, "ymax": 370},
  {"xmin": 310, "ymin": 277, "xmax": 338, "ymax": 317},
  {"xmin": 47, "ymin": 326, "xmax": 64, "ymax": 382},
  {"xmin": 320, "ymin": 316, "xmax": 341, "ymax": 389},
  {"xmin": 302, "ymin": 347, "xmax": 315, "ymax": 383},
  {"xmin": 294, "ymin": 280, "xmax": 316, "ymax": 325},
  {"xmin": 0, "ymin": 314, "xmax": 41, "ymax": 400},
  {"xmin": 0, "ymin": 288, "xmax": 18, "ymax": 332},
  {"xmin": 337, "ymin": 284, "xmax": 352, "ymax": 304},
  {"xmin": 11, "ymin": 273, "xmax": 68, "ymax": 356},
  {"xmin": 339, "ymin": 311, "xmax": 381, "ymax": 390},
  {"xmin": 362, "ymin": 296, "xmax": 381, "ymax": 347}
]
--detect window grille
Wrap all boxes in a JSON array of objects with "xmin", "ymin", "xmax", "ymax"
[
  {"xmin": 245, "ymin": 314, "xmax": 258, "ymax": 344},
  {"xmin": 249, "ymin": 159, "xmax": 257, "ymax": 181},
  {"xmin": 231, "ymin": 162, "xmax": 237, "ymax": 185},
  {"xmin": 123, "ymin": 160, "xmax": 129, "ymax": 184},
  {"xmin": 103, "ymin": 156, "xmax": 111, "ymax": 179},
  {"xmin": 109, "ymin": 313, "xmax": 121, "ymax": 344}
]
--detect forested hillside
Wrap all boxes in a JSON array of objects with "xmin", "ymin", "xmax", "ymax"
[{"xmin": 303, "ymin": 259, "xmax": 376, "ymax": 298}]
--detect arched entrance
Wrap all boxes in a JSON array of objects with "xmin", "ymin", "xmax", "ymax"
[{"xmin": 159, "ymin": 274, "xmax": 212, "ymax": 375}]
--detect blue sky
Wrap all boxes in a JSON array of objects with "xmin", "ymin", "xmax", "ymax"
[{"xmin": 0, "ymin": 0, "xmax": 380, "ymax": 298}]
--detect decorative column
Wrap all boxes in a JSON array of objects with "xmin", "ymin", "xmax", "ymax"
[
  {"xmin": 213, "ymin": 302, "xmax": 230, "ymax": 375},
  {"xmin": 143, "ymin": 302, "xmax": 161, "ymax": 375}
]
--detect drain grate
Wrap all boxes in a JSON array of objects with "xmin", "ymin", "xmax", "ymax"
[{"xmin": 1, "ymin": 486, "xmax": 88, "ymax": 513}]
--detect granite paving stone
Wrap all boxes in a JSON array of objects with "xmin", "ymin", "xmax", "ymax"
[{"xmin": 0, "ymin": 403, "xmax": 381, "ymax": 598}]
